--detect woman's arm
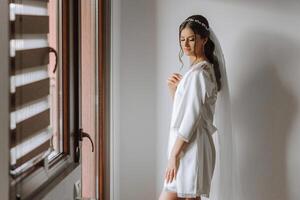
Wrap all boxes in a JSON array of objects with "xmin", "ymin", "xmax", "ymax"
[
  {"xmin": 170, "ymin": 136, "xmax": 187, "ymax": 159},
  {"xmin": 165, "ymin": 136, "xmax": 188, "ymax": 183},
  {"xmin": 165, "ymin": 73, "xmax": 185, "ymax": 183},
  {"xmin": 165, "ymin": 70, "xmax": 205, "ymax": 183}
]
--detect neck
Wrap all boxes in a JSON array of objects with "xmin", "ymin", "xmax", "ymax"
[{"xmin": 189, "ymin": 55, "xmax": 208, "ymax": 66}]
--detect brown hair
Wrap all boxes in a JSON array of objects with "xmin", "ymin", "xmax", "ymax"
[{"xmin": 178, "ymin": 15, "xmax": 222, "ymax": 91}]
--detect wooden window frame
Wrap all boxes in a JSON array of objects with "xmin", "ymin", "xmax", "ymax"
[
  {"xmin": 97, "ymin": 0, "xmax": 110, "ymax": 199},
  {"xmin": 9, "ymin": 0, "xmax": 82, "ymax": 199}
]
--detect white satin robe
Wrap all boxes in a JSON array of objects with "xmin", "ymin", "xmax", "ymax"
[{"xmin": 163, "ymin": 60, "xmax": 218, "ymax": 198}]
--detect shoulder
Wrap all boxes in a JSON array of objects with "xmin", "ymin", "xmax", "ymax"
[
  {"xmin": 191, "ymin": 62, "xmax": 214, "ymax": 81},
  {"xmin": 191, "ymin": 61, "xmax": 211, "ymax": 73},
  {"xmin": 188, "ymin": 62, "xmax": 211, "ymax": 79}
]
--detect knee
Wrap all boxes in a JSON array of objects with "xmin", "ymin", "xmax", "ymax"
[{"xmin": 159, "ymin": 191, "xmax": 178, "ymax": 200}]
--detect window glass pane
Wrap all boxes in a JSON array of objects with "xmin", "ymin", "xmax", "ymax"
[{"xmin": 9, "ymin": 0, "xmax": 63, "ymax": 176}]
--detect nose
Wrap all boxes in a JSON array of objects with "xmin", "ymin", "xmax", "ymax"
[{"xmin": 184, "ymin": 40, "xmax": 189, "ymax": 47}]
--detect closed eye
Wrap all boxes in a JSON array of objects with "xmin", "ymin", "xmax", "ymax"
[{"xmin": 180, "ymin": 38, "xmax": 195, "ymax": 41}]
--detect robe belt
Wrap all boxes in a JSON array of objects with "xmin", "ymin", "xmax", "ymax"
[{"xmin": 199, "ymin": 117, "xmax": 218, "ymax": 136}]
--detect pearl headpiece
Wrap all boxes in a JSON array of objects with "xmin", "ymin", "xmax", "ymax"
[{"xmin": 184, "ymin": 18, "xmax": 209, "ymax": 31}]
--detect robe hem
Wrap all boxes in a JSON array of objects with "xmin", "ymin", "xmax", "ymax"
[{"xmin": 163, "ymin": 187, "xmax": 210, "ymax": 198}]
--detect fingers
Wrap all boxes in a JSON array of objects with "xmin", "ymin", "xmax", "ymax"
[
  {"xmin": 166, "ymin": 170, "xmax": 172, "ymax": 183},
  {"xmin": 165, "ymin": 168, "xmax": 175, "ymax": 183},
  {"xmin": 170, "ymin": 170, "xmax": 174, "ymax": 183},
  {"xmin": 174, "ymin": 169, "xmax": 177, "ymax": 180},
  {"xmin": 165, "ymin": 169, "xmax": 169, "ymax": 182},
  {"xmin": 167, "ymin": 73, "xmax": 182, "ymax": 85},
  {"xmin": 172, "ymin": 73, "xmax": 182, "ymax": 81},
  {"xmin": 167, "ymin": 78, "xmax": 176, "ymax": 85}
]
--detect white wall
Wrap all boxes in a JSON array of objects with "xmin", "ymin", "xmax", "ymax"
[
  {"xmin": 111, "ymin": 0, "xmax": 158, "ymax": 199},
  {"xmin": 111, "ymin": 0, "xmax": 300, "ymax": 199}
]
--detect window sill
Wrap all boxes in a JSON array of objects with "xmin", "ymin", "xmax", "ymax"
[{"xmin": 10, "ymin": 156, "xmax": 80, "ymax": 200}]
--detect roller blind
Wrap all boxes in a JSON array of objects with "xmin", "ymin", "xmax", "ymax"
[{"xmin": 9, "ymin": 0, "xmax": 52, "ymax": 176}]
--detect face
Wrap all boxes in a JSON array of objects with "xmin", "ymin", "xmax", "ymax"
[{"xmin": 180, "ymin": 27, "xmax": 207, "ymax": 57}]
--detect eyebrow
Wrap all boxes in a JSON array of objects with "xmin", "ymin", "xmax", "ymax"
[{"xmin": 180, "ymin": 35, "xmax": 195, "ymax": 39}]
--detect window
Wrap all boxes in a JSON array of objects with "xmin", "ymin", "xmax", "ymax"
[{"xmin": 9, "ymin": 0, "xmax": 81, "ymax": 199}]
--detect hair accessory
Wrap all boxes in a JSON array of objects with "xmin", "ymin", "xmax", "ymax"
[{"xmin": 185, "ymin": 18, "xmax": 209, "ymax": 31}]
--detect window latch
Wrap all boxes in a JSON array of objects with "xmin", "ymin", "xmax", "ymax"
[
  {"xmin": 79, "ymin": 128, "xmax": 94, "ymax": 152},
  {"xmin": 75, "ymin": 129, "xmax": 94, "ymax": 163},
  {"xmin": 48, "ymin": 47, "xmax": 58, "ymax": 73}
]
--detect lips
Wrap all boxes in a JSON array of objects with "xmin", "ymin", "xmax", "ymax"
[{"xmin": 184, "ymin": 48, "xmax": 191, "ymax": 51}]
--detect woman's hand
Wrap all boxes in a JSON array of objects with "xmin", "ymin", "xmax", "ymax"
[
  {"xmin": 167, "ymin": 73, "xmax": 182, "ymax": 99},
  {"xmin": 164, "ymin": 155, "xmax": 180, "ymax": 183}
]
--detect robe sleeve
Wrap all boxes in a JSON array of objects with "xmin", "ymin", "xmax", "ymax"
[{"xmin": 172, "ymin": 69, "xmax": 206, "ymax": 142}]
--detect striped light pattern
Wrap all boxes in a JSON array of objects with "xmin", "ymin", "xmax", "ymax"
[{"xmin": 9, "ymin": 0, "xmax": 52, "ymax": 174}]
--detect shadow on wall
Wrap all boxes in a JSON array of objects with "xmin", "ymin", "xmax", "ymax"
[{"xmin": 232, "ymin": 30, "xmax": 299, "ymax": 200}]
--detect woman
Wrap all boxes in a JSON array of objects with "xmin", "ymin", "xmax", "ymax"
[{"xmin": 159, "ymin": 15, "xmax": 222, "ymax": 200}]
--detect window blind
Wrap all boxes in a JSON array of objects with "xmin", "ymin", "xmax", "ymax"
[{"xmin": 9, "ymin": 0, "xmax": 52, "ymax": 176}]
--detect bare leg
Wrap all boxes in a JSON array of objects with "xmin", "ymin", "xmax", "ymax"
[
  {"xmin": 185, "ymin": 197, "xmax": 201, "ymax": 200},
  {"xmin": 158, "ymin": 190, "xmax": 201, "ymax": 200},
  {"xmin": 159, "ymin": 191, "xmax": 178, "ymax": 200}
]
